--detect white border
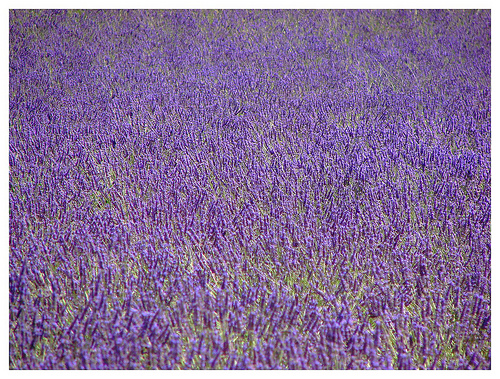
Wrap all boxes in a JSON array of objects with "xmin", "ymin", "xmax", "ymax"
[{"xmin": 3, "ymin": 2, "xmax": 496, "ymax": 378}]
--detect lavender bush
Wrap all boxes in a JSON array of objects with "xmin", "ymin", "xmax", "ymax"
[{"xmin": 9, "ymin": 9, "xmax": 490, "ymax": 370}]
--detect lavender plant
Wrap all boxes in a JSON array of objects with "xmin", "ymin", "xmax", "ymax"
[{"xmin": 9, "ymin": 9, "xmax": 490, "ymax": 369}]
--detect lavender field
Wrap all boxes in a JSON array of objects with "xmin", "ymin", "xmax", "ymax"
[{"xmin": 9, "ymin": 9, "xmax": 491, "ymax": 369}]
